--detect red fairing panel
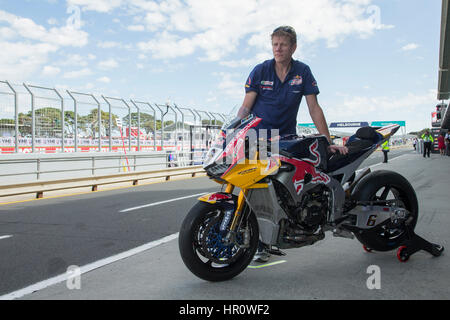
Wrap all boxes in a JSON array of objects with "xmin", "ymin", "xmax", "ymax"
[
  {"xmin": 207, "ymin": 193, "xmax": 233, "ymax": 201},
  {"xmin": 280, "ymin": 140, "xmax": 330, "ymax": 194}
]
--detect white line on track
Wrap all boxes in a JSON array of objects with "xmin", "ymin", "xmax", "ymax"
[
  {"xmin": 0, "ymin": 232, "xmax": 179, "ymax": 300},
  {"xmin": 1, "ymin": 192, "xmax": 212, "ymax": 299},
  {"xmin": 0, "ymin": 235, "xmax": 13, "ymax": 240},
  {"xmin": 119, "ymin": 192, "xmax": 208, "ymax": 213}
]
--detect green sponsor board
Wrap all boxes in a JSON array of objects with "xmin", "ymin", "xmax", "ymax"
[
  {"xmin": 371, "ymin": 121, "xmax": 406, "ymax": 127},
  {"xmin": 298, "ymin": 123, "xmax": 316, "ymax": 128}
]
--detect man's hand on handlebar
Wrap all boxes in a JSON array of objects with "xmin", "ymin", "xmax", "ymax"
[{"xmin": 328, "ymin": 145, "xmax": 348, "ymax": 155}]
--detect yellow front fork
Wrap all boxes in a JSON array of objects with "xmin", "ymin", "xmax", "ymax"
[
  {"xmin": 225, "ymin": 184, "xmax": 235, "ymax": 194},
  {"xmin": 230, "ymin": 187, "xmax": 248, "ymax": 231}
]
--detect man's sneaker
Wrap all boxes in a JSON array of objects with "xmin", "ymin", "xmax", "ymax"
[{"xmin": 253, "ymin": 247, "xmax": 271, "ymax": 263}]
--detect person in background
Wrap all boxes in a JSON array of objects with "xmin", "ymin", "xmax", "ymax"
[
  {"xmin": 445, "ymin": 130, "xmax": 450, "ymax": 156},
  {"xmin": 421, "ymin": 130, "xmax": 434, "ymax": 158},
  {"xmin": 381, "ymin": 140, "xmax": 389, "ymax": 163},
  {"xmin": 437, "ymin": 133, "xmax": 445, "ymax": 156}
]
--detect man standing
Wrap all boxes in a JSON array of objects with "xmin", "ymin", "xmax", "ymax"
[
  {"xmin": 237, "ymin": 26, "xmax": 347, "ymax": 262},
  {"xmin": 382, "ymin": 140, "xmax": 389, "ymax": 163},
  {"xmin": 238, "ymin": 26, "xmax": 347, "ymax": 150},
  {"xmin": 421, "ymin": 130, "xmax": 434, "ymax": 158}
]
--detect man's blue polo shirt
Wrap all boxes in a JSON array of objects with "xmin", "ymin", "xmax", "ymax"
[{"xmin": 245, "ymin": 58, "xmax": 319, "ymax": 136}]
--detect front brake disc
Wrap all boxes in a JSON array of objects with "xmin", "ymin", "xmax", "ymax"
[{"xmin": 201, "ymin": 216, "xmax": 243, "ymax": 265}]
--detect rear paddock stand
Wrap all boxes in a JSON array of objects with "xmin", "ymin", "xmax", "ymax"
[{"xmin": 396, "ymin": 217, "xmax": 444, "ymax": 262}]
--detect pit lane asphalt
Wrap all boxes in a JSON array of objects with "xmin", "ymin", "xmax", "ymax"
[{"xmin": 3, "ymin": 147, "xmax": 444, "ymax": 299}]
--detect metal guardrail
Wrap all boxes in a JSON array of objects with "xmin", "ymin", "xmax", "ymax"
[
  {"xmin": 0, "ymin": 151, "xmax": 204, "ymax": 180},
  {"xmin": 0, "ymin": 165, "xmax": 206, "ymax": 199}
]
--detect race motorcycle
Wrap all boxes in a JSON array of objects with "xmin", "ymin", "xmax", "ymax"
[{"xmin": 179, "ymin": 114, "xmax": 443, "ymax": 281}]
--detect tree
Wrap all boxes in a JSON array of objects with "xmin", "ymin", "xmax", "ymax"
[
  {"xmin": 416, "ymin": 128, "xmax": 431, "ymax": 138},
  {"xmin": 64, "ymin": 111, "xmax": 75, "ymax": 135},
  {"xmin": 15, "ymin": 107, "xmax": 62, "ymax": 137},
  {"xmin": 35, "ymin": 107, "xmax": 62, "ymax": 137},
  {"xmin": 123, "ymin": 112, "xmax": 156, "ymax": 134},
  {"xmin": 77, "ymin": 108, "xmax": 115, "ymax": 139},
  {"xmin": 18, "ymin": 112, "xmax": 31, "ymax": 136},
  {"xmin": 0, "ymin": 119, "xmax": 14, "ymax": 124},
  {"xmin": 201, "ymin": 119, "xmax": 223, "ymax": 127}
]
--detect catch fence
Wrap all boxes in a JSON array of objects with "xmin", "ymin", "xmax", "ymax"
[{"xmin": 0, "ymin": 80, "xmax": 228, "ymax": 156}]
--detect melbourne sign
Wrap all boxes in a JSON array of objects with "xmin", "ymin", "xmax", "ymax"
[{"xmin": 329, "ymin": 122, "xmax": 369, "ymax": 128}]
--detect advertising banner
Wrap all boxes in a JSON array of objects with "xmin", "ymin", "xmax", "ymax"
[
  {"xmin": 371, "ymin": 121, "xmax": 406, "ymax": 127},
  {"xmin": 297, "ymin": 123, "xmax": 316, "ymax": 128},
  {"xmin": 329, "ymin": 122, "xmax": 369, "ymax": 128}
]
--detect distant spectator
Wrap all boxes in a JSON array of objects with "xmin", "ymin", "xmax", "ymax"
[
  {"xmin": 421, "ymin": 130, "xmax": 434, "ymax": 158},
  {"xmin": 445, "ymin": 130, "xmax": 450, "ymax": 156},
  {"xmin": 437, "ymin": 133, "xmax": 445, "ymax": 156},
  {"xmin": 381, "ymin": 140, "xmax": 389, "ymax": 163}
]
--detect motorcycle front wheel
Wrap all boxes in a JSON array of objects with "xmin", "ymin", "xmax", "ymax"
[
  {"xmin": 178, "ymin": 201, "xmax": 259, "ymax": 282},
  {"xmin": 351, "ymin": 170, "xmax": 418, "ymax": 252}
]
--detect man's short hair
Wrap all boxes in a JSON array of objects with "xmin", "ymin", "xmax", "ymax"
[{"xmin": 271, "ymin": 25, "xmax": 297, "ymax": 45}]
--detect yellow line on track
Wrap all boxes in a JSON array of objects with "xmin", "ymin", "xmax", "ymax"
[{"xmin": 248, "ymin": 260, "xmax": 287, "ymax": 269}]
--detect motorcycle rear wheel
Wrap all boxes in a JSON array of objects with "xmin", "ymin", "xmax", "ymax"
[
  {"xmin": 351, "ymin": 170, "xmax": 418, "ymax": 252},
  {"xmin": 178, "ymin": 201, "xmax": 259, "ymax": 282}
]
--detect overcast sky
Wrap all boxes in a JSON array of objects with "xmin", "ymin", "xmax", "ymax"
[{"xmin": 0, "ymin": 0, "xmax": 443, "ymax": 132}]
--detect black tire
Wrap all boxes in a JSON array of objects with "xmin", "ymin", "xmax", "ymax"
[
  {"xmin": 351, "ymin": 170, "xmax": 418, "ymax": 252},
  {"xmin": 178, "ymin": 201, "xmax": 259, "ymax": 282}
]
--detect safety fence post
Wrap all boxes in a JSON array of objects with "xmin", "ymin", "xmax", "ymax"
[
  {"xmin": 3, "ymin": 81, "xmax": 19, "ymax": 153},
  {"xmin": 155, "ymin": 104, "xmax": 165, "ymax": 151},
  {"xmin": 22, "ymin": 84, "xmax": 35, "ymax": 153},
  {"xmin": 101, "ymin": 95, "xmax": 113, "ymax": 152},
  {"xmin": 66, "ymin": 91, "xmax": 78, "ymax": 152},
  {"xmin": 166, "ymin": 103, "xmax": 178, "ymax": 151},
  {"xmin": 53, "ymin": 88, "xmax": 65, "ymax": 152}
]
